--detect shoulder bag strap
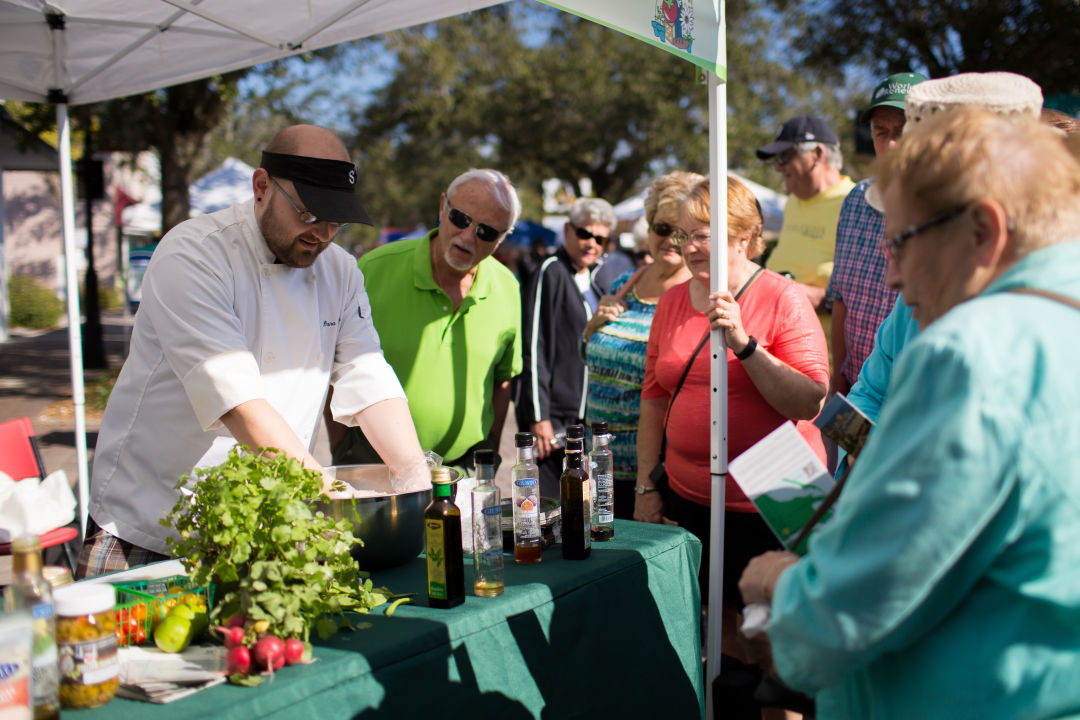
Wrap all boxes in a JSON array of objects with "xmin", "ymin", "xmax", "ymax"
[
  {"xmin": 614, "ymin": 266, "xmax": 649, "ymax": 303},
  {"xmin": 1006, "ymin": 287, "xmax": 1080, "ymax": 313},
  {"xmin": 659, "ymin": 330, "xmax": 710, "ymax": 461}
]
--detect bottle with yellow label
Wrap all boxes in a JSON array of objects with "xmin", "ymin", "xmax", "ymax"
[{"xmin": 425, "ymin": 467, "xmax": 465, "ymax": 608}]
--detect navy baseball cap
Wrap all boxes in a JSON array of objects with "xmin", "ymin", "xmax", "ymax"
[{"xmin": 756, "ymin": 115, "xmax": 840, "ymax": 160}]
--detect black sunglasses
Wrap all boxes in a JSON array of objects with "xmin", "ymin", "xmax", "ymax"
[
  {"xmin": 885, "ymin": 204, "xmax": 969, "ymax": 260},
  {"xmin": 446, "ymin": 204, "xmax": 507, "ymax": 243},
  {"xmin": 570, "ymin": 223, "xmax": 609, "ymax": 244},
  {"xmin": 651, "ymin": 222, "xmax": 675, "ymax": 237}
]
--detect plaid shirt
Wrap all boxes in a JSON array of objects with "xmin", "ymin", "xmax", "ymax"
[{"xmin": 826, "ymin": 179, "xmax": 898, "ymax": 384}]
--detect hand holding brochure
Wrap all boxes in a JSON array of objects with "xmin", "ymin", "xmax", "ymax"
[
  {"xmin": 729, "ymin": 422, "xmax": 835, "ymax": 554},
  {"xmin": 814, "ymin": 393, "xmax": 875, "ymax": 458}
]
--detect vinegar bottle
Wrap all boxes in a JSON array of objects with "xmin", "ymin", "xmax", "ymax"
[
  {"xmin": 425, "ymin": 467, "xmax": 465, "ymax": 608},
  {"xmin": 471, "ymin": 449, "xmax": 505, "ymax": 596},
  {"xmin": 512, "ymin": 432, "xmax": 542, "ymax": 564},
  {"xmin": 590, "ymin": 421, "xmax": 615, "ymax": 541},
  {"xmin": 560, "ymin": 437, "xmax": 592, "ymax": 560}
]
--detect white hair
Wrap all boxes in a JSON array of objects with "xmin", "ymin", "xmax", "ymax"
[
  {"xmin": 446, "ymin": 168, "xmax": 522, "ymax": 229},
  {"xmin": 796, "ymin": 141, "xmax": 843, "ymax": 170},
  {"xmin": 568, "ymin": 197, "xmax": 616, "ymax": 229}
]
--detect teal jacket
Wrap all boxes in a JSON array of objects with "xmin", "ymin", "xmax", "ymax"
[{"xmin": 769, "ymin": 241, "xmax": 1080, "ymax": 719}]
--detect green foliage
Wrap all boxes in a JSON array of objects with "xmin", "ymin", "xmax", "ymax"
[
  {"xmin": 771, "ymin": 0, "xmax": 1080, "ymax": 95},
  {"xmin": 162, "ymin": 446, "xmax": 391, "ymax": 642},
  {"xmin": 8, "ymin": 275, "xmax": 63, "ymax": 330}
]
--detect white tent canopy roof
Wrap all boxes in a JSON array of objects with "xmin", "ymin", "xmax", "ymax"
[
  {"xmin": 0, "ymin": 0, "xmax": 504, "ymax": 105},
  {"xmin": 123, "ymin": 156, "xmax": 257, "ymax": 233},
  {"xmin": 613, "ymin": 171, "xmax": 787, "ymax": 232}
]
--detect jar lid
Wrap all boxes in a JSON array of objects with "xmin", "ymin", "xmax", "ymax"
[
  {"xmin": 43, "ymin": 565, "xmax": 73, "ymax": 589},
  {"xmin": 54, "ymin": 582, "xmax": 115, "ymax": 616}
]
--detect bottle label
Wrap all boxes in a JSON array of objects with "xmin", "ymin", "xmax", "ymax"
[
  {"xmin": 0, "ymin": 660, "xmax": 30, "ymax": 714},
  {"xmin": 31, "ymin": 643, "xmax": 59, "ymax": 708},
  {"xmin": 426, "ymin": 519, "xmax": 448, "ymax": 599},
  {"xmin": 58, "ymin": 634, "xmax": 119, "ymax": 685},
  {"xmin": 583, "ymin": 479, "xmax": 592, "ymax": 546},
  {"xmin": 481, "ymin": 506, "xmax": 502, "ymax": 517},
  {"xmin": 514, "ymin": 477, "xmax": 538, "ymax": 488}
]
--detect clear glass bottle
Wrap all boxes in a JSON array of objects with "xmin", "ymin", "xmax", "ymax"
[
  {"xmin": 560, "ymin": 437, "xmax": 591, "ymax": 560},
  {"xmin": 425, "ymin": 467, "xmax": 465, "ymax": 608},
  {"xmin": 4, "ymin": 535, "xmax": 60, "ymax": 720},
  {"xmin": 590, "ymin": 421, "xmax": 615, "ymax": 541},
  {"xmin": 471, "ymin": 449, "xmax": 505, "ymax": 596},
  {"xmin": 512, "ymin": 432, "xmax": 542, "ymax": 564}
]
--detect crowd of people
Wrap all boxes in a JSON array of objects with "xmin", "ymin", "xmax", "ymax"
[{"xmin": 78, "ymin": 66, "xmax": 1080, "ymax": 719}]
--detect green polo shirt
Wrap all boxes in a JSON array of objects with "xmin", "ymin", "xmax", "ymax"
[{"xmin": 356, "ymin": 230, "xmax": 522, "ymax": 462}]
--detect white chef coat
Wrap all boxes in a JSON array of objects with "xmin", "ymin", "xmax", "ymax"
[{"xmin": 89, "ymin": 200, "xmax": 404, "ymax": 554}]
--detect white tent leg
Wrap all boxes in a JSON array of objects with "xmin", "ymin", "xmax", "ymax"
[
  {"xmin": 705, "ymin": 69, "xmax": 729, "ymax": 720},
  {"xmin": 56, "ymin": 103, "xmax": 90, "ymax": 539}
]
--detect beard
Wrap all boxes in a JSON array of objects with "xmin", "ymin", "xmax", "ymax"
[{"xmin": 258, "ymin": 214, "xmax": 328, "ymax": 268}]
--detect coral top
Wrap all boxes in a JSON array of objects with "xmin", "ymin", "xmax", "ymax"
[{"xmin": 642, "ymin": 270, "xmax": 829, "ymax": 511}]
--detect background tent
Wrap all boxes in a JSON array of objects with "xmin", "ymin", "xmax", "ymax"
[
  {"xmin": 613, "ymin": 171, "xmax": 786, "ymax": 232},
  {"xmin": 122, "ymin": 157, "xmax": 258, "ymax": 233}
]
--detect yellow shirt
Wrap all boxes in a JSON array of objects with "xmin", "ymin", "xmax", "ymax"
[{"xmin": 768, "ymin": 176, "xmax": 856, "ymax": 288}]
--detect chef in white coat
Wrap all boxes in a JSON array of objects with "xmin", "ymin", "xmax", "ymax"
[{"xmin": 79, "ymin": 125, "xmax": 427, "ymax": 577}]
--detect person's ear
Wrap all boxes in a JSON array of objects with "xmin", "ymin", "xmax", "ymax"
[
  {"xmin": 970, "ymin": 198, "xmax": 1010, "ymax": 267},
  {"xmin": 252, "ymin": 169, "xmax": 270, "ymax": 204}
]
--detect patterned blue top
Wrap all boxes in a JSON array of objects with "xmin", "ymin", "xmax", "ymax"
[
  {"xmin": 585, "ymin": 271, "xmax": 656, "ymax": 482},
  {"xmin": 825, "ymin": 179, "xmax": 898, "ymax": 385}
]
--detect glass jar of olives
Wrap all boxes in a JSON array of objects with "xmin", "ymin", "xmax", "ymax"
[{"xmin": 53, "ymin": 582, "xmax": 120, "ymax": 709}]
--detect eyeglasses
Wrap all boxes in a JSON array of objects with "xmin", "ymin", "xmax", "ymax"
[
  {"xmin": 570, "ymin": 223, "xmax": 609, "ymax": 245},
  {"xmin": 269, "ymin": 177, "xmax": 348, "ymax": 230},
  {"xmin": 446, "ymin": 203, "xmax": 507, "ymax": 243},
  {"xmin": 884, "ymin": 204, "xmax": 969, "ymax": 260},
  {"xmin": 670, "ymin": 230, "xmax": 711, "ymax": 248},
  {"xmin": 773, "ymin": 148, "xmax": 803, "ymax": 168},
  {"xmin": 650, "ymin": 222, "xmax": 675, "ymax": 237}
]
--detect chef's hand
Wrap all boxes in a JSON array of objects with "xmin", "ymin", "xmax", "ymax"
[
  {"xmin": 532, "ymin": 420, "xmax": 555, "ymax": 460},
  {"xmin": 584, "ymin": 295, "xmax": 627, "ymax": 342},
  {"xmin": 739, "ymin": 550, "xmax": 799, "ymax": 606}
]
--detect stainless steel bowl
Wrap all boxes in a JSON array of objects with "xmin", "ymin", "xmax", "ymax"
[{"xmin": 314, "ymin": 464, "xmax": 461, "ymax": 571}]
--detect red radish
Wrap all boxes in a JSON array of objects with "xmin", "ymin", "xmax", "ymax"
[
  {"xmin": 214, "ymin": 625, "xmax": 246, "ymax": 649},
  {"xmin": 283, "ymin": 638, "xmax": 307, "ymax": 666},
  {"xmin": 252, "ymin": 635, "xmax": 285, "ymax": 671},
  {"xmin": 225, "ymin": 614, "xmax": 247, "ymax": 629},
  {"xmin": 226, "ymin": 645, "xmax": 252, "ymax": 675}
]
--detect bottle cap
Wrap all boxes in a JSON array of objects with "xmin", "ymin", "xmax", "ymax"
[
  {"xmin": 54, "ymin": 582, "xmax": 115, "ymax": 616},
  {"xmin": 474, "ymin": 448, "xmax": 497, "ymax": 466},
  {"xmin": 514, "ymin": 432, "xmax": 534, "ymax": 448},
  {"xmin": 566, "ymin": 437, "xmax": 584, "ymax": 453},
  {"xmin": 10, "ymin": 535, "xmax": 42, "ymax": 554},
  {"xmin": 431, "ymin": 467, "xmax": 453, "ymax": 497},
  {"xmin": 591, "ymin": 421, "xmax": 608, "ymax": 435},
  {"xmin": 566, "ymin": 424, "xmax": 585, "ymax": 440}
]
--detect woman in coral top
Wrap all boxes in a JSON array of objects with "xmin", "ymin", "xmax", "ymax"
[{"xmin": 635, "ymin": 176, "xmax": 828, "ymax": 657}]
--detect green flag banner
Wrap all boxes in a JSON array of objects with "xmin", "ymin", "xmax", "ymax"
[{"xmin": 538, "ymin": 0, "xmax": 726, "ymax": 80}]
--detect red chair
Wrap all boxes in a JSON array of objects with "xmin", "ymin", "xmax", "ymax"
[{"xmin": 0, "ymin": 416, "xmax": 79, "ymax": 571}]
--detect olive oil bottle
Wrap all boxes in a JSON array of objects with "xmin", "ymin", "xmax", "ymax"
[
  {"xmin": 425, "ymin": 467, "xmax": 465, "ymax": 608},
  {"xmin": 560, "ymin": 437, "xmax": 591, "ymax": 560}
]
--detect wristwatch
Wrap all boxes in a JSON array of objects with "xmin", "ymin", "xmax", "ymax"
[{"xmin": 634, "ymin": 485, "xmax": 660, "ymax": 495}]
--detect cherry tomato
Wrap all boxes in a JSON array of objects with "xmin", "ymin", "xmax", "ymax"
[
  {"xmin": 131, "ymin": 603, "xmax": 148, "ymax": 622},
  {"xmin": 134, "ymin": 625, "xmax": 148, "ymax": 644}
]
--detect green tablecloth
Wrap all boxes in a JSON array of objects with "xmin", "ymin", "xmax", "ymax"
[{"xmin": 83, "ymin": 520, "xmax": 703, "ymax": 719}]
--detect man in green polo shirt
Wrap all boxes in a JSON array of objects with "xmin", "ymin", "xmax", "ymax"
[{"xmin": 328, "ymin": 169, "xmax": 523, "ymax": 469}]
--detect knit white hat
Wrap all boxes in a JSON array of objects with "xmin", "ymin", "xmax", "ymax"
[{"xmin": 904, "ymin": 71, "xmax": 1043, "ymax": 125}]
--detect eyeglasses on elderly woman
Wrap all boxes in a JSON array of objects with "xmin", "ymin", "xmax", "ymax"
[
  {"xmin": 569, "ymin": 223, "xmax": 610, "ymax": 244},
  {"xmin": 670, "ymin": 230, "xmax": 711, "ymax": 248},
  {"xmin": 884, "ymin": 203, "xmax": 969, "ymax": 260}
]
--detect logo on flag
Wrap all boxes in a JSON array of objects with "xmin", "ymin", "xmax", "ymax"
[{"xmin": 653, "ymin": 0, "xmax": 694, "ymax": 53}]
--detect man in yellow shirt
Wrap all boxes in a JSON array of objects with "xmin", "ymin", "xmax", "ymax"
[{"xmin": 757, "ymin": 115, "xmax": 855, "ymax": 311}]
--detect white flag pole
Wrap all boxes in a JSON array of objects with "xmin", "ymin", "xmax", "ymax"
[{"xmin": 704, "ymin": 66, "xmax": 729, "ymax": 720}]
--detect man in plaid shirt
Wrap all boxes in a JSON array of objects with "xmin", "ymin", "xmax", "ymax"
[{"xmin": 826, "ymin": 72, "xmax": 926, "ymax": 396}]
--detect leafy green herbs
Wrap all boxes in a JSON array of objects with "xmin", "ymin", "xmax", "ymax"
[{"xmin": 162, "ymin": 446, "xmax": 390, "ymax": 641}]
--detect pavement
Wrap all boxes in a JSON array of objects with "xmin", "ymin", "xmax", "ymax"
[{"xmin": 0, "ymin": 310, "xmax": 518, "ymax": 578}]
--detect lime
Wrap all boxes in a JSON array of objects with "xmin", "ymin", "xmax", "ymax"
[{"xmin": 154, "ymin": 615, "xmax": 194, "ymax": 653}]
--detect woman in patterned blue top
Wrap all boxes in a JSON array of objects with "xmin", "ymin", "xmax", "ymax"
[{"xmin": 583, "ymin": 171, "xmax": 702, "ymax": 518}]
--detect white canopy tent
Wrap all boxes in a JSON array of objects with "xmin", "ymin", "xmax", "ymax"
[
  {"xmin": 123, "ymin": 156, "xmax": 258, "ymax": 234},
  {"xmin": 0, "ymin": 0, "xmax": 506, "ymax": 540}
]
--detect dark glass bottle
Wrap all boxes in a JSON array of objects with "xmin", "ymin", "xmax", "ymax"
[
  {"xmin": 425, "ymin": 467, "xmax": 465, "ymax": 608},
  {"xmin": 560, "ymin": 437, "xmax": 592, "ymax": 560}
]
